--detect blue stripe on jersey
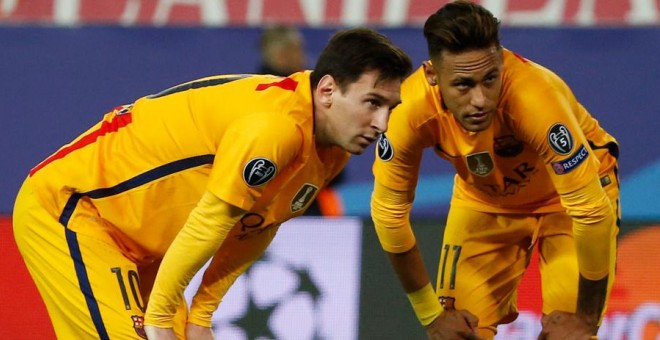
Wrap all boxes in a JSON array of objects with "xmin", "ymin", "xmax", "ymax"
[
  {"xmin": 57, "ymin": 154, "xmax": 214, "ymax": 338},
  {"xmin": 59, "ymin": 154, "xmax": 214, "ymax": 226},
  {"xmin": 146, "ymin": 75, "xmax": 249, "ymax": 99},
  {"xmin": 65, "ymin": 228, "xmax": 110, "ymax": 340}
]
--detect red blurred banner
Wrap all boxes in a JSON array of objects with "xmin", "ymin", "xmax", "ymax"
[
  {"xmin": 1, "ymin": 0, "xmax": 658, "ymax": 26},
  {"xmin": 0, "ymin": 217, "xmax": 55, "ymax": 339}
]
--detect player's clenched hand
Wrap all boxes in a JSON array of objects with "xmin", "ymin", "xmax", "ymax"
[
  {"xmin": 144, "ymin": 325, "xmax": 177, "ymax": 340},
  {"xmin": 538, "ymin": 310, "xmax": 598, "ymax": 340},
  {"xmin": 186, "ymin": 323, "xmax": 215, "ymax": 340},
  {"xmin": 425, "ymin": 309, "xmax": 484, "ymax": 340}
]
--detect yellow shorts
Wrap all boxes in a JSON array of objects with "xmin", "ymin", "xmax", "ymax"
[
  {"xmin": 436, "ymin": 169, "xmax": 620, "ymax": 337},
  {"xmin": 13, "ymin": 178, "xmax": 187, "ymax": 339}
]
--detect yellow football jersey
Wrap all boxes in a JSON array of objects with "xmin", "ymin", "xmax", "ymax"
[
  {"xmin": 373, "ymin": 49, "xmax": 618, "ymax": 214},
  {"xmin": 29, "ymin": 72, "xmax": 349, "ymax": 263}
]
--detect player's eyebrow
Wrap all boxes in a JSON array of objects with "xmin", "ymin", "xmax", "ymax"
[
  {"xmin": 451, "ymin": 66, "xmax": 499, "ymax": 84},
  {"xmin": 368, "ymin": 92, "xmax": 402, "ymax": 108}
]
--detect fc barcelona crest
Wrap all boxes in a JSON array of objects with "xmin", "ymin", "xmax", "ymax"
[
  {"xmin": 131, "ymin": 315, "xmax": 147, "ymax": 339},
  {"xmin": 466, "ymin": 152, "xmax": 494, "ymax": 177}
]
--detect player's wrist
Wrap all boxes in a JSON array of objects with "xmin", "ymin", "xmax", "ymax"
[
  {"xmin": 144, "ymin": 310, "xmax": 175, "ymax": 328},
  {"xmin": 406, "ymin": 282, "xmax": 442, "ymax": 326},
  {"xmin": 575, "ymin": 312, "xmax": 600, "ymax": 331},
  {"xmin": 187, "ymin": 311, "xmax": 214, "ymax": 328}
]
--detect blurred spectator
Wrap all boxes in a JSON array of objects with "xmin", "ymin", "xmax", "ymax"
[
  {"xmin": 258, "ymin": 24, "xmax": 346, "ymax": 216},
  {"xmin": 257, "ymin": 24, "xmax": 308, "ymax": 76}
]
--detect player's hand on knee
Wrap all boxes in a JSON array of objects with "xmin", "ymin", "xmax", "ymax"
[
  {"xmin": 538, "ymin": 310, "xmax": 597, "ymax": 340},
  {"xmin": 186, "ymin": 323, "xmax": 215, "ymax": 340},
  {"xmin": 144, "ymin": 325, "xmax": 178, "ymax": 340},
  {"xmin": 425, "ymin": 309, "xmax": 484, "ymax": 340}
]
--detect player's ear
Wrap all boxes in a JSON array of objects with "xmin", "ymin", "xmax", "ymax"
[
  {"xmin": 422, "ymin": 60, "xmax": 438, "ymax": 86},
  {"xmin": 315, "ymin": 74, "xmax": 335, "ymax": 107}
]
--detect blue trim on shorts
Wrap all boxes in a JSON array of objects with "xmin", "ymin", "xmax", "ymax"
[
  {"xmin": 57, "ymin": 154, "xmax": 214, "ymax": 338},
  {"xmin": 65, "ymin": 228, "xmax": 110, "ymax": 340}
]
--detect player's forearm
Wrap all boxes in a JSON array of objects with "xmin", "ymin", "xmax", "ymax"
[
  {"xmin": 145, "ymin": 222, "xmax": 226, "ymax": 327},
  {"xmin": 576, "ymin": 274, "xmax": 608, "ymax": 326},
  {"xmin": 145, "ymin": 192, "xmax": 244, "ymax": 327},
  {"xmin": 371, "ymin": 182, "xmax": 441, "ymax": 325},
  {"xmin": 387, "ymin": 245, "xmax": 431, "ymax": 292},
  {"xmin": 188, "ymin": 270, "xmax": 233, "ymax": 328},
  {"xmin": 371, "ymin": 181, "xmax": 416, "ymax": 252},
  {"xmin": 188, "ymin": 255, "xmax": 244, "ymax": 327},
  {"xmin": 388, "ymin": 246, "xmax": 442, "ymax": 326},
  {"xmin": 189, "ymin": 233, "xmax": 273, "ymax": 326},
  {"xmin": 561, "ymin": 177, "xmax": 615, "ymax": 326},
  {"xmin": 561, "ymin": 177, "xmax": 615, "ymax": 280},
  {"xmin": 572, "ymin": 211, "xmax": 613, "ymax": 323}
]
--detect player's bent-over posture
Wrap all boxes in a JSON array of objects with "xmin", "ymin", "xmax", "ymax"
[
  {"xmin": 13, "ymin": 28, "xmax": 412, "ymax": 340},
  {"xmin": 370, "ymin": 2, "xmax": 619, "ymax": 339}
]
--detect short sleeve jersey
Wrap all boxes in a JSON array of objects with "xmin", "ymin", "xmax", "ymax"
[
  {"xmin": 29, "ymin": 72, "xmax": 349, "ymax": 261},
  {"xmin": 373, "ymin": 49, "xmax": 618, "ymax": 214}
]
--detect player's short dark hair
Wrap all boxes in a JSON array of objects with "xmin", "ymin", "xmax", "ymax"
[
  {"xmin": 423, "ymin": 0, "xmax": 501, "ymax": 60},
  {"xmin": 311, "ymin": 28, "xmax": 412, "ymax": 91}
]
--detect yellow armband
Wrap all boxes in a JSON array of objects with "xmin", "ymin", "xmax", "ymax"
[{"xmin": 406, "ymin": 283, "xmax": 442, "ymax": 326}]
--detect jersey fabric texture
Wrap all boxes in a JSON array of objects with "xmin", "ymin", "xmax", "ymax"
[
  {"xmin": 373, "ymin": 49, "xmax": 618, "ymax": 213},
  {"xmin": 371, "ymin": 49, "xmax": 619, "ymax": 334},
  {"xmin": 14, "ymin": 72, "xmax": 348, "ymax": 339}
]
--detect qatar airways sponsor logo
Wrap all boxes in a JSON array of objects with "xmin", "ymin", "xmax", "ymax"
[
  {"xmin": 551, "ymin": 144, "xmax": 589, "ymax": 175},
  {"xmin": 496, "ymin": 305, "xmax": 660, "ymax": 339}
]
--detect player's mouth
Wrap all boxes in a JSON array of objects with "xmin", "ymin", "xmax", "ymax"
[
  {"xmin": 353, "ymin": 135, "xmax": 375, "ymax": 151},
  {"xmin": 364, "ymin": 135, "xmax": 378, "ymax": 143},
  {"xmin": 464, "ymin": 111, "xmax": 490, "ymax": 124}
]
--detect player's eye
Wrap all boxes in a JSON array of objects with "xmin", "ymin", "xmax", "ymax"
[
  {"xmin": 454, "ymin": 83, "xmax": 470, "ymax": 91},
  {"xmin": 452, "ymin": 79, "xmax": 473, "ymax": 91},
  {"xmin": 367, "ymin": 99, "xmax": 381, "ymax": 108},
  {"xmin": 484, "ymin": 73, "xmax": 499, "ymax": 84}
]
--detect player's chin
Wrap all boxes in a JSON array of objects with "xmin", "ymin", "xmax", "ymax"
[{"xmin": 348, "ymin": 142, "xmax": 369, "ymax": 155}]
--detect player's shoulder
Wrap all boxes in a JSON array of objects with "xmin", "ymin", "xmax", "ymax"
[
  {"xmin": 501, "ymin": 49, "xmax": 573, "ymax": 108},
  {"xmin": 236, "ymin": 110, "xmax": 301, "ymax": 134},
  {"xmin": 188, "ymin": 73, "xmax": 306, "ymax": 92},
  {"xmin": 225, "ymin": 112, "xmax": 305, "ymax": 156},
  {"xmin": 397, "ymin": 66, "xmax": 441, "ymax": 123},
  {"xmin": 401, "ymin": 66, "xmax": 430, "ymax": 97},
  {"xmin": 502, "ymin": 49, "xmax": 566, "ymax": 90}
]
